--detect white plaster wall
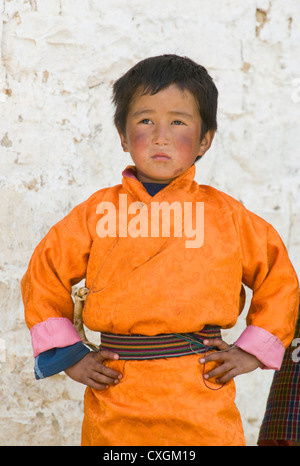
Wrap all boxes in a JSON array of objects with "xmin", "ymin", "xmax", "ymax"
[{"xmin": 0, "ymin": 0, "xmax": 299, "ymax": 446}]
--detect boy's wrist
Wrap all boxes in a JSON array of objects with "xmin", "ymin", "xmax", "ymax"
[{"xmin": 235, "ymin": 325, "xmax": 285, "ymax": 371}]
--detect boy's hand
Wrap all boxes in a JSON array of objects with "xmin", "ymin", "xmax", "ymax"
[
  {"xmin": 199, "ymin": 338, "xmax": 262, "ymax": 384},
  {"xmin": 64, "ymin": 350, "xmax": 122, "ymax": 390}
]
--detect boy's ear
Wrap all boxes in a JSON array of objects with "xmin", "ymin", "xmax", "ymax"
[
  {"xmin": 197, "ymin": 129, "xmax": 215, "ymax": 157},
  {"xmin": 118, "ymin": 128, "xmax": 129, "ymax": 152}
]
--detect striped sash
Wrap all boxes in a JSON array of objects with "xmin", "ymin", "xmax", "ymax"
[{"xmin": 100, "ymin": 325, "xmax": 221, "ymax": 360}]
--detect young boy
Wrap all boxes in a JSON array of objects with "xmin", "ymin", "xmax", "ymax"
[{"xmin": 21, "ymin": 55, "xmax": 299, "ymax": 446}]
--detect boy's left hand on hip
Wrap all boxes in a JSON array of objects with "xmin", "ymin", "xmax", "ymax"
[{"xmin": 199, "ymin": 338, "xmax": 262, "ymax": 384}]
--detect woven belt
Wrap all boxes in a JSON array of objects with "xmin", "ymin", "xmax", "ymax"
[{"xmin": 100, "ymin": 325, "xmax": 221, "ymax": 360}]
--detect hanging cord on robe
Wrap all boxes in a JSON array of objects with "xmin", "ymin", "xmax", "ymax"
[
  {"xmin": 174, "ymin": 333, "xmax": 236, "ymax": 391},
  {"xmin": 73, "ymin": 287, "xmax": 100, "ymax": 351}
]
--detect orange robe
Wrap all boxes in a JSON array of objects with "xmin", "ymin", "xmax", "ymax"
[{"xmin": 21, "ymin": 164, "xmax": 299, "ymax": 446}]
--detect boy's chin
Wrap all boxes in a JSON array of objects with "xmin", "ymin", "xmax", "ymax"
[{"xmin": 136, "ymin": 170, "xmax": 176, "ymax": 184}]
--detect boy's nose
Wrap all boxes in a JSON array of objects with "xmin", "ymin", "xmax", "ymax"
[{"xmin": 152, "ymin": 124, "xmax": 170, "ymax": 145}]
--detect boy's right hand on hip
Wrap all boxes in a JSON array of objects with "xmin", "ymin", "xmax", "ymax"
[{"xmin": 64, "ymin": 350, "xmax": 122, "ymax": 390}]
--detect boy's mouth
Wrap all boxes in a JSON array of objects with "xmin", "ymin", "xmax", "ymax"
[{"xmin": 151, "ymin": 153, "xmax": 171, "ymax": 161}]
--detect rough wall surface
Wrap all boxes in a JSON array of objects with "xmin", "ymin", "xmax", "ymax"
[{"xmin": 0, "ymin": 0, "xmax": 299, "ymax": 446}]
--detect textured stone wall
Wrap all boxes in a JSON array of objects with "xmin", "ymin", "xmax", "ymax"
[{"xmin": 0, "ymin": 0, "xmax": 299, "ymax": 446}]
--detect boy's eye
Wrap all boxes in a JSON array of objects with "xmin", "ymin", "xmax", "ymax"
[
  {"xmin": 172, "ymin": 120, "xmax": 185, "ymax": 125},
  {"xmin": 140, "ymin": 119, "xmax": 153, "ymax": 125}
]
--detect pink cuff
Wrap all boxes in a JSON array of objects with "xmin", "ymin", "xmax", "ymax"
[
  {"xmin": 30, "ymin": 317, "xmax": 81, "ymax": 357},
  {"xmin": 235, "ymin": 325, "xmax": 285, "ymax": 370}
]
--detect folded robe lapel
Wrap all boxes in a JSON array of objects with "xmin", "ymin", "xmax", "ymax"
[{"xmin": 86, "ymin": 164, "xmax": 197, "ymax": 293}]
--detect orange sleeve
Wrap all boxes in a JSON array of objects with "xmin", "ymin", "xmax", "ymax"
[
  {"xmin": 21, "ymin": 196, "xmax": 97, "ymax": 356},
  {"xmin": 235, "ymin": 205, "xmax": 299, "ymax": 349}
]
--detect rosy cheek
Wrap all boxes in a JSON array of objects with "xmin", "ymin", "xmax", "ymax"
[
  {"xmin": 135, "ymin": 132, "xmax": 148, "ymax": 145},
  {"xmin": 129, "ymin": 130, "xmax": 149, "ymax": 151},
  {"xmin": 174, "ymin": 134, "xmax": 194, "ymax": 153}
]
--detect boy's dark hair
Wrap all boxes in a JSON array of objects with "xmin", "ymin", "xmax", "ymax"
[{"xmin": 112, "ymin": 54, "xmax": 218, "ymax": 153}]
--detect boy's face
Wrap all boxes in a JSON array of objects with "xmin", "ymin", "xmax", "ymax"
[{"xmin": 118, "ymin": 84, "xmax": 214, "ymax": 183}]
